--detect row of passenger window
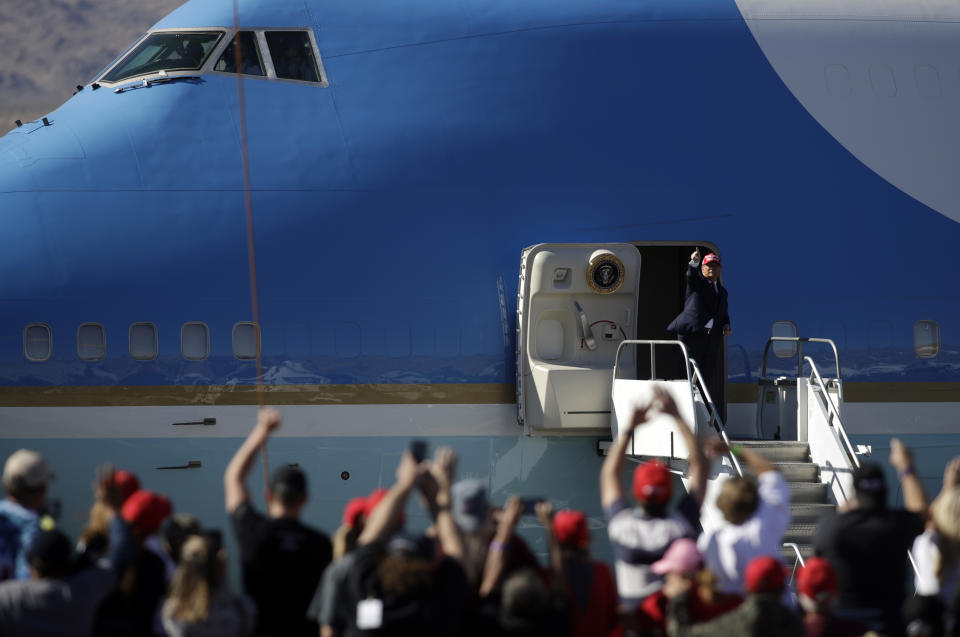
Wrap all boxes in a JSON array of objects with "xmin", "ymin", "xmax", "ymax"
[
  {"xmin": 22, "ymin": 323, "xmax": 259, "ymax": 363},
  {"xmin": 770, "ymin": 319, "xmax": 941, "ymax": 359}
]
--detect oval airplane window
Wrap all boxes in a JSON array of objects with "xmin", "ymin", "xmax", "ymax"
[
  {"xmin": 771, "ymin": 321, "xmax": 798, "ymax": 359},
  {"xmin": 23, "ymin": 323, "xmax": 52, "ymax": 362},
  {"xmin": 78, "ymin": 323, "xmax": 106, "ymax": 361},
  {"xmin": 130, "ymin": 323, "xmax": 158, "ymax": 361},
  {"xmin": 914, "ymin": 320, "xmax": 940, "ymax": 359},
  {"xmin": 101, "ymin": 31, "xmax": 224, "ymax": 83},
  {"xmin": 181, "ymin": 322, "xmax": 210, "ymax": 361},
  {"xmin": 233, "ymin": 322, "xmax": 260, "ymax": 360}
]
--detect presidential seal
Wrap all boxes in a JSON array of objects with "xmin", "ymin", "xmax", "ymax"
[{"xmin": 586, "ymin": 253, "xmax": 625, "ymax": 294}]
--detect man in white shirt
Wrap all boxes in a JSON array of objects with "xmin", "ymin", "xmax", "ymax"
[{"xmin": 697, "ymin": 441, "xmax": 791, "ymax": 596}]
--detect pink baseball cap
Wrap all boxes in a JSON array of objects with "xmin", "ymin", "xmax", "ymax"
[
  {"xmin": 702, "ymin": 253, "xmax": 721, "ymax": 266},
  {"xmin": 651, "ymin": 538, "xmax": 702, "ymax": 575}
]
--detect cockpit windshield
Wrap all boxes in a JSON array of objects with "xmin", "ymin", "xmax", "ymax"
[{"xmin": 101, "ymin": 32, "xmax": 224, "ymax": 83}]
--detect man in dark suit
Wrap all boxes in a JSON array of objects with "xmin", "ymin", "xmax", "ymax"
[{"xmin": 667, "ymin": 248, "xmax": 731, "ymax": 403}]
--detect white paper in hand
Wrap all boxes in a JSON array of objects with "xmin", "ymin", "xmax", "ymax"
[{"xmin": 357, "ymin": 599, "xmax": 384, "ymax": 630}]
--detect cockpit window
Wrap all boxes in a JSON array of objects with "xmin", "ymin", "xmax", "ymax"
[
  {"xmin": 101, "ymin": 32, "xmax": 224, "ymax": 83},
  {"xmin": 265, "ymin": 31, "xmax": 321, "ymax": 82},
  {"xmin": 215, "ymin": 31, "xmax": 265, "ymax": 76}
]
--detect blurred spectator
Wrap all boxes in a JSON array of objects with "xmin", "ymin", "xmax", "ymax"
[
  {"xmin": 333, "ymin": 496, "xmax": 367, "ymax": 561},
  {"xmin": 698, "ymin": 441, "xmax": 791, "ymax": 596},
  {"xmin": 157, "ymin": 513, "xmax": 201, "ymax": 580},
  {"xmin": 475, "ymin": 499, "xmax": 569, "ymax": 636},
  {"xmin": 90, "ymin": 490, "xmax": 171, "ymax": 637},
  {"xmin": 600, "ymin": 386, "xmax": 708, "ymax": 614},
  {"xmin": 224, "ymin": 408, "xmax": 332, "ymax": 637},
  {"xmin": 551, "ymin": 508, "xmax": 620, "ymax": 637},
  {"xmin": 796, "ymin": 557, "xmax": 869, "ymax": 637},
  {"xmin": 77, "ymin": 469, "xmax": 141, "ymax": 565},
  {"xmin": 903, "ymin": 595, "xmax": 945, "ymax": 637},
  {"xmin": 452, "ymin": 478, "xmax": 494, "ymax": 590},
  {"xmin": 914, "ymin": 458, "xmax": 960, "ymax": 601},
  {"xmin": 639, "ymin": 538, "xmax": 742, "ymax": 635},
  {"xmin": 161, "ymin": 532, "xmax": 256, "ymax": 637},
  {"xmin": 0, "ymin": 466, "xmax": 135, "ymax": 637},
  {"xmin": 323, "ymin": 447, "xmax": 467, "ymax": 635},
  {"xmin": 0, "ymin": 450, "xmax": 54, "ymax": 581},
  {"xmin": 813, "ymin": 438, "xmax": 927, "ymax": 636},
  {"xmin": 665, "ymin": 555, "xmax": 803, "ymax": 636}
]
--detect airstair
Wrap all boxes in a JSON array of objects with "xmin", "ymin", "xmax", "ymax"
[{"xmin": 611, "ymin": 337, "xmax": 867, "ymax": 572}]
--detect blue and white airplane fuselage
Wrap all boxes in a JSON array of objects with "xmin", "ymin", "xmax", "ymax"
[{"xmin": 0, "ymin": 0, "xmax": 958, "ymax": 556}]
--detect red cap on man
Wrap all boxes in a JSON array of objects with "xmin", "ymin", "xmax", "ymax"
[
  {"xmin": 342, "ymin": 497, "xmax": 367, "ymax": 528},
  {"xmin": 553, "ymin": 510, "xmax": 589, "ymax": 550},
  {"xmin": 122, "ymin": 490, "xmax": 172, "ymax": 537},
  {"xmin": 632, "ymin": 460, "xmax": 672, "ymax": 504},
  {"xmin": 744, "ymin": 555, "xmax": 786, "ymax": 594},
  {"xmin": 797, "ymin": 557, "xmax": 838, "ymax": 611},
  {"xmin": 702, "ymin": 253, "xmax": 721, "ymax": 266}
]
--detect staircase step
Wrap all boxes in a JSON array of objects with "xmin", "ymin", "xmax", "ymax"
[
  {"xmin": 743, "ymin": 462, "xmax": 819, "ymax": 482},
  {"xmin": 783, "ymin": 524, "xmax": 819, "ymax": 545},
  {"xmin": 787, "ymin": 481, "xmax": 828, "ymax": 503},
  {"xmin": 789, "ymin": 503, "xmax": 835, "ymax": 524},
  {"xmin": 732, "ymin": 441, "xmax": 809, "ymax": 463}
]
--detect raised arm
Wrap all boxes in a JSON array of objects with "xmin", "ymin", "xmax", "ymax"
[
  {"xmin": 655, "ymin": 388, "xmax": 707, "ymax": 507},
  {"xmin": 426, "ymin": 447, "xmax": 463, "ymax": 560},
  {"xmin": 224, "ymin": 408, "xmax": 281, "ymax": 513},
  {"xmin": 479, "ymin": 496, "xmax": 523, "ymax": 598},
  {"xmin": 600, "ymin": 403, "xmax": 652, "ymax": 508},
  {"xmin": 929, "ymin": 457, "xmax": 960, "ymax": 523},
  {"xmin": 536, "ymin": 502, "xmax": 567, "ymax": 594},
  {"xmin": 890, "ymin": 438, "xmax": 928, "ymax": 515},
  {"xmin": 359, "ymin": 451, "xmax": 421, "ymax": 545}
]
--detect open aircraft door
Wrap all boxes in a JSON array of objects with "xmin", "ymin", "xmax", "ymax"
[{"xmin": 517, "ymin": 244, "xmax": 640, "ymax": 434}]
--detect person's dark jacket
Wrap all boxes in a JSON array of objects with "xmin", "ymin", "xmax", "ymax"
[
  {"xmin": 667, "ymin": 261, "xmax": 729, "ymax": 336},
  {"xmin": 667, "ymin": 591, "xmax": 803, "ymax": 637}
]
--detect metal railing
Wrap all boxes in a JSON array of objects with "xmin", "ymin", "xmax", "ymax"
[
  {"xmin": 613, "ymin": 339, "xmax": 742, "ymax": 477},
  {"xmin": 690, "ymin": 358, "xmax": 742, "ymax": 477},
  {"xmin": 804, "ymin": 356, "xmax": 859, "ymax": 469}
]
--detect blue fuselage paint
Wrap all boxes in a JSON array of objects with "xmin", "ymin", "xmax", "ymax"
[{"xmin": 0, "ymin": 0, "xmax": 957, "ymax": 574}]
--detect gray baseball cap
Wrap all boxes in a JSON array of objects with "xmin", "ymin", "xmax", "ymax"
[{"xmin": 451, "ymin": 479, "xmax": 489, "ymax": 533}]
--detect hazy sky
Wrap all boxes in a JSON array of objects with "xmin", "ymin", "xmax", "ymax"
[{"xmin": 0, "ymin": 0, "xmax": 185, "ymax": 133}]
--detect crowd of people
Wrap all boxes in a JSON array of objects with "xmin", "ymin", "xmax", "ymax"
[{"xmin": 0, "ymin": 385, "xmax": 956, "ymax": 636}]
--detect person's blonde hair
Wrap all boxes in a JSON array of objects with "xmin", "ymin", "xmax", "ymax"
[
  {"xmin": 80, "ymin": 500, "xmax": 112, "ymax": 547},
  {"xmin": 163, "ymin": 535, "xmax": 214, "ymax": 623},
  {"xmin": 716, "ymin": 477, "xmax": 759, "ymax": 525}
]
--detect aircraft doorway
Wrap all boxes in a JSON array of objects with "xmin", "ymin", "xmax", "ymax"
[{"xmin": 633, "ymin": 243, "xmax": 726, "ymax": 420}]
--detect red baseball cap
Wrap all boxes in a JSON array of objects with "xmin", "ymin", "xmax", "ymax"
[
  {"xmin": 553, "ymin": 510, "xmax": 589, "ymax": 549},
  {"xmin": 121, "ymin": 490, "xmax": 172, "ymax": 537},
  {"xmin": 633, "ymin": 460, "xmax": 672, "ymax": 504},
  {"xmin": 111, "ymin": 470, "xmax": 141, "ymax": 504},
  {"xmin": 797, "ymin": 557, "xmax": 838, "ymax": 609},
  {"xmin": 342, "ymin": 496, "xmax": 367, "ymax": 528},
  {"xmin": 702, "ymin": 253, "xmax": 721, "ymax": 266},
  {"xmin": 744, "ymin": 555, "xmax": 785, "ymax": 594}
]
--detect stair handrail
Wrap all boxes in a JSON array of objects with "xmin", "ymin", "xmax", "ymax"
[
  {"xmin": 804, "ymin": 356, "xmax": 859, "ymax": 470},
  {"xmin": 760, "ymin": 337, "xmax": 842, "ymax": 381},
  {"xmin": 612, "ymin": 340, "xmax": 742, "ymax": 477},
  {"xmin": 689, "ymin": 358, "xmax": 743, "ymax": 478},
  {"xmin": 783, "ymin": 542, "xmax": 807, "ymax": 586}
]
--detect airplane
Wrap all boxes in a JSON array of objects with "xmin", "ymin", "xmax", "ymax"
[{"xmin": 0, "ymin": 0, "xmax": 958, "ymax": 566}]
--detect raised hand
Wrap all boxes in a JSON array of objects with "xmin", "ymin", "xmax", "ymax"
[
  {"xmin": 653, "ymin": 386, "xmax": 680, "ymax": 419},
  {"xmin": 691, "ymin": 247, "xmax": 701, "ymax": 263},
  {"xmin": 256, "ymin": 408, "xmax": 282, "ymax": 434},
  {"xmin": 889, "ymin": 438, "xmax": 914, "ymax": 472},
  {"xmin": 944, "ymin": 457, "xmax": 960, "ymax": 491},
  {"xmin": 535, "ymin": 501, "xmax": 553, "ymax": 528}
]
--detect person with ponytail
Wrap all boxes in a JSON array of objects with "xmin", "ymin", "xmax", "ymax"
[{"xmin": 162, "ymin": 532, "xmax": 255, "ymax": 637}]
